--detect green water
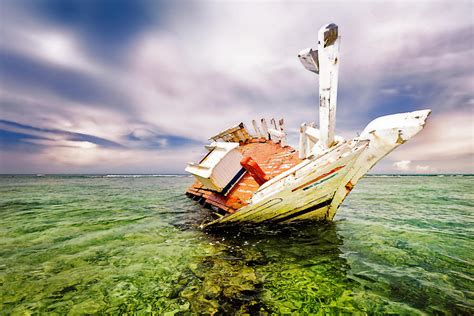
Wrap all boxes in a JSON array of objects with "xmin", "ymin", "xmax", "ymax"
[{"xmin": 0, "ymin": 175, "xmax": 472, "ymax": 314}]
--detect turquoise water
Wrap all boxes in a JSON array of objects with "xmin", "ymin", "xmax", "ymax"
[{"xmin": 0, "ymin": 175, "xmax": 472, "ymax": 314}]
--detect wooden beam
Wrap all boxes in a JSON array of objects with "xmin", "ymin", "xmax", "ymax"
[
  {"xmin": 260, "ymin": 118, "xmax": 269, "ymax": 140},
  {"xmin": 318, "ymin": 23, "xmax": 340, "ymax": 149},
  {"xmin": 299, "ymin": 122, "xmax": 307, "ymax": 159}
]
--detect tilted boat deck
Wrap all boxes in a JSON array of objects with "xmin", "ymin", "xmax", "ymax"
[
  {"xmin": 186, "ymin": 139, "xmax": 301, "ymax": 214},
  {"xmin": 184, "ymin": 23, "xmax": 431, "ymax": 227}
]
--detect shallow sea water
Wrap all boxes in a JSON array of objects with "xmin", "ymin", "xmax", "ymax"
[{"xmin": 0, "ymin": 175, "xmax": 473, "ymax": 314}]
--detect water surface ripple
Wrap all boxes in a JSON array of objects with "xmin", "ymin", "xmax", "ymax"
[{"xmin": 0, "ymin": 175, "xmax": 472, "ymax": 314}]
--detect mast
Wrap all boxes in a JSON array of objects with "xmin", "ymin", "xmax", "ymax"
[
  {"xmin": 298, "ymin": 23, "xmax": 340, "ymax": 150},
  {"xmin": 318, "ymin": 23, "xmax": 340, "ymax": 149}
]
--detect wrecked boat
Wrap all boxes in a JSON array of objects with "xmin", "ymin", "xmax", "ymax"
[{"xmin": 185, "ymin": 23, "xmax": 431, "ymax": 228}]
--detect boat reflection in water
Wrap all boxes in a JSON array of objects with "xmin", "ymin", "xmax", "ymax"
[{"xmin": 173, "ymin": 222, "xmax": 352, "ymax": 314}]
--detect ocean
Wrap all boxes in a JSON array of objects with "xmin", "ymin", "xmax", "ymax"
[{"xmin": 0, "ymin": 175, "xmax": 472, "ymax": 314}]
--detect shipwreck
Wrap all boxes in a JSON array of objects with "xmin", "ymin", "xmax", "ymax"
[{"xmin": 185, "ymin": 23, "xmax": 431, "ymax": 228}]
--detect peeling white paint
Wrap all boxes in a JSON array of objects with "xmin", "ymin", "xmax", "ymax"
[{"xmin": 185, "ymin": 23, "xmax": 432, "ymax": 228}]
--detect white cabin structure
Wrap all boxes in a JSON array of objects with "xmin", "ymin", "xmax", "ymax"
[{"xmin": 185, "ymin": 142, "xmax": 243, "ymax": 192}]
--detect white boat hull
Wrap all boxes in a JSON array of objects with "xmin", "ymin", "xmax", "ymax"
[
  {"xmin": 188, "ymin": 23, "xmax": 431, "ymax": 228},
  {"xmin": 204, "ymin": 109, "xmax": 431, "ymax": 228}
]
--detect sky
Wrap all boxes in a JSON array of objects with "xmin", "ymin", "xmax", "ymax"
[{"xmin": 0, "ymin": 0, "xmax": 473, "ymax": 174}]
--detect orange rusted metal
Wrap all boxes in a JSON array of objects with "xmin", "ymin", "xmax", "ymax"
[
  {"xmin": 186, "ymin": 138, "xmax": 302, "ymax": 213},
  {"xmin": 240, "ymin": 156, "xmax": 268, "ymax": 185}
]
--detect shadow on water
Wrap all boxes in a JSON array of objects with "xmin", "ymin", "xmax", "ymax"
[{"xmin": 173, "ymin": 221, "xmax": 355, "ymax": 314}]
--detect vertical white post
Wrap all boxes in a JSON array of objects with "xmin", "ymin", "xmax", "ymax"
[
  {"xmin": 260, "ymin": 118, "xmax": 269, "ymax": 140},
  {"xmin": 306, "ymin": 122, "xmax": 316, "ymax": 154},
  {"xmin": 252, "ymin": 119, "xmax": 262, "ymax": 138},
  {"xmin": 270, "ymin": 118, "xmax": 278, "ymax": 130},
  {"xmin": 299, "ymin": 122, "xmax": 307, "ymax": 159},
  {"xmin": 278, "ymin": 118, "xmax": 285, "ymax": 132},
  {"xmin": 318, "ymin": 23, "xmax": 340, "ymax": 149},
  {"xmin": 278, "ymin": 118, "xmax": 287, "ymax": 147}
]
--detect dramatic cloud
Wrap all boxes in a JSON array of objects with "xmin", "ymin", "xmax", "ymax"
[
  {"xmin": 0, "ymin": 0, "xmax": 472, "ymax": 173},
  {"xmin": 392, "ymin": 160, "xmax": 437, "ymax": 174},
  {"xmin": 393, "ymin": 160, "xmax": 412, "ymax": 171}
]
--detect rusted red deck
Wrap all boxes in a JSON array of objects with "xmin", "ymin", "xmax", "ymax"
[{"xmin": 186, "ymin": 139, "xmax": 302, "ymax": 213}]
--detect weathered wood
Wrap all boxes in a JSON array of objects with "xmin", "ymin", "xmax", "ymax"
[
  {"xmin": 252, "ymin": 119, "xmax": 262, "ymax": 137},
  {"xmin": 209, "ymin": 122, "xmax": 251, "ymax": 143},
  {"xmin": 298, "ymin": 122, "xmax": 307, "ymax": 159},
  {"xmin": 305, "ymin": 122, "xmax": 316, "ymax": 155},
  {"xmin": 186, "ymin": 139, "xmax": 302, "ymax": 214},
  {"xmin": 270, "ymin": 118, "xmax": 277, "ymax": 130},
  {"xmin": 298, "ymin": 48, "xmax": 319, "ymax": 74},
  {"xmin": 278, "ymin": 119, "xmax": 287, "ymax": 147},
  {"xmin": 318, "ymin": 23, "xmax": 340, "ymax": 149},
  {"xmin": 305, "ymin": 126, "xmax": 320, "ymax": 143},
  {"xmin": 278, "ymin": 119, "xmax": 284, "ymax": 131},
  {"xmin": 260, "ymin": 118, "xmax": 269, "ymax": 140},
  {"xmin": 268, "ymin": 128, "xmax": 285, "ymax": 142},
  {"xmin": 185, "ymin": 22, "xmax": 432, "ymax": 228}
]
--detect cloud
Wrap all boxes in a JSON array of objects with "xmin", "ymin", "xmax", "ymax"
[
  {"xmin": 372, "ymin": 109, "xmax": 473, "ymax": 174},
  {"xmin": 393, "ymin": 160, "xmax": 412, "ymax": 171},
  {"xmin": 0, "ymin": 118, "xmax": 199, "ymax": 150},
  {"xmin": 0, "ymin": 142, "xmax": 205, "ymax": 174},
  {"xmin": 0, "ymin": 120, "xmax": 123, "ymax": 148},
  {"xmin": 415, "ymin": 165, "xmax": 431, "ymax": 172},
  {"xmin": 0, "ymin": 118, "xmax": 201, "ymax": 175},
  {"xmin": 389, "ymin": 110, "xmax": 474, "ymax": 160},
  {"xmin": 392, "ymin": 160, "xmax": 437, "ymax": 173},
  {"xmin": 0, "ymin": 1, "xmax": 473, "ymax": 173}
]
